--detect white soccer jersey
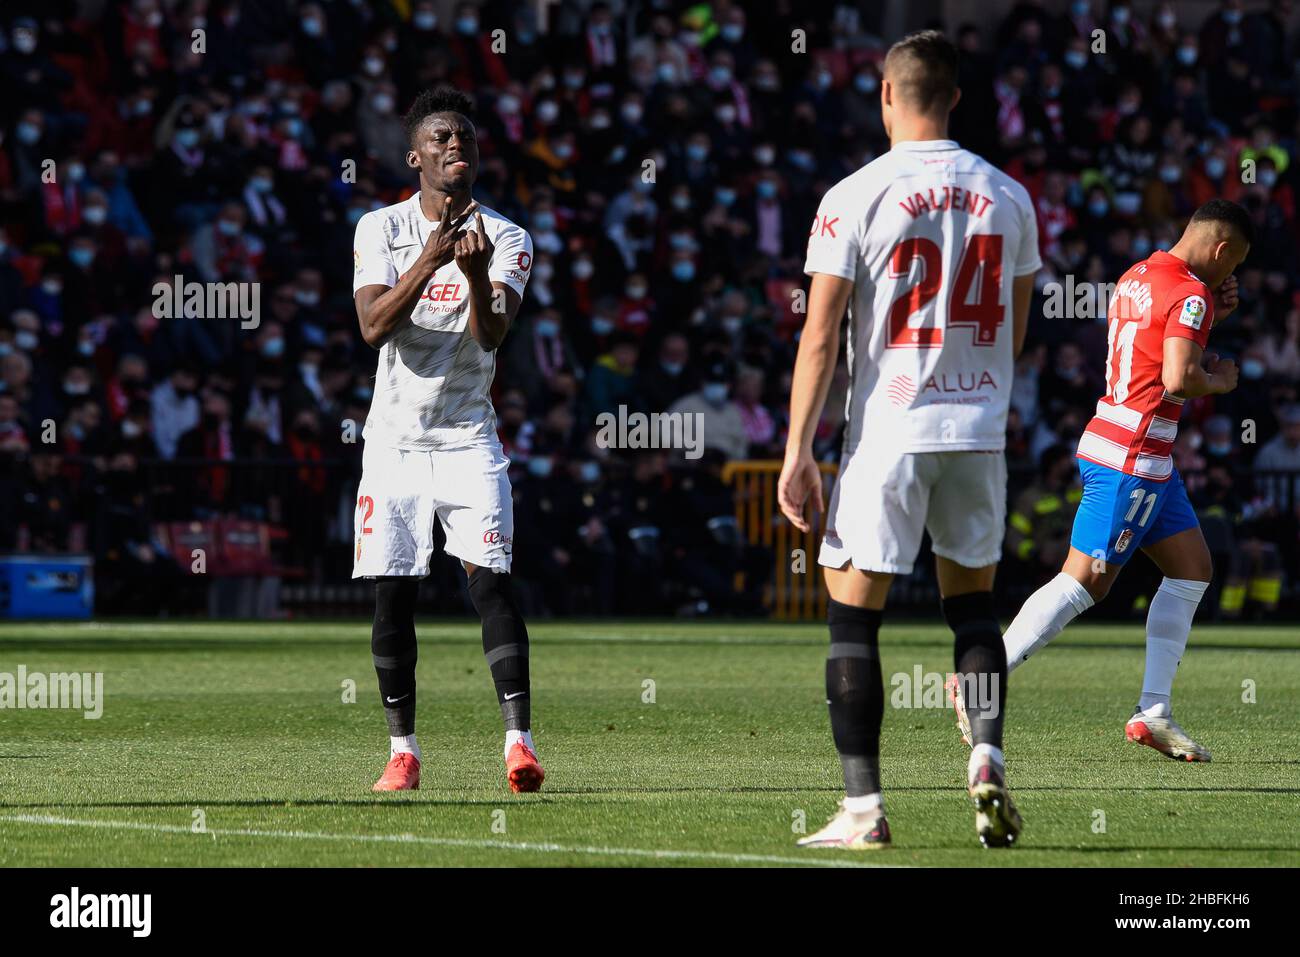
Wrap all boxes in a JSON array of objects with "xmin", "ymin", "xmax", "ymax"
[
  {"xmin": 353, "ymin": 193, "xmax": 533, "ymax": 450},
  {"xmin": 805, "ymin": 139, "xmax": 1040, "ymax": 455}
]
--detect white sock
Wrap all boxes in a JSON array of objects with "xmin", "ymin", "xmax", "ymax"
[
  {"xmin": 843, "ymin": 792, "xmax": 884, "ymax": 815},
  {"xmin": 390, "ymin": 734, "xmax": 420, "ymax": 761},
  {"xmin": 504, "ymin": 729, "xmax": 534, "ymax": 759},
  {"xmin": 1004, "ymin": 572, "xmax": 1095, "ymax": 673},
  {"xmin": 968, "ymin": 743, "xmax": 1005, "ymax": 786},
  {"xmin": 1138, "ymin": 577, "xmax": 1208, "ymax": 715}
]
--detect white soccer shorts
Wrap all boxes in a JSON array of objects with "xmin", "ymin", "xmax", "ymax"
[
  {"xmin": 352, "ymin": 440, "xmax": 514, "ymax": 577},
  {"xmin": 819, "ymin": 450, "xmax": 1007, "ymax": 575}
]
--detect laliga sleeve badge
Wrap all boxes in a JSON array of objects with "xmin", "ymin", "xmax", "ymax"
[
  {"xmin": 1114, "ymin": 528, "xmax": 1134, "ymax": 554},
  {"xmin": 1178, "ymin": 295, "xmax": 1206, "ymax": 330}
]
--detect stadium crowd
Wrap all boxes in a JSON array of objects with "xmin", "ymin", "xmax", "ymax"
[{"xmin": 1, "ymin": 0, "xmax": 1297, "ymax": 617}]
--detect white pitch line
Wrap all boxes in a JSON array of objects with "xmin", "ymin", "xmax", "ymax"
[{"xmin": 0, "ymin": 814, "xmax": 896, "ymax": 868}]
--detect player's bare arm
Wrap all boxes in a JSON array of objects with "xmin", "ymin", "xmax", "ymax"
[
  {"xmin": 1012, "ymin": 273, "xmax": 1035, "ymax": 358},
  {"xmin": 778, "ymin": 271, "xmax": 852, "ymax": 532},
  {"xmin": 457, "ymin": 211, "xmax": 521, "ymax": 350},
  {"xmin": 1163, "ymin": 337, "xmax": 1238, "ymax": 398},
  {"xmin": 354, "ymin": 196, "xmax": 478, "ymax": 348}
]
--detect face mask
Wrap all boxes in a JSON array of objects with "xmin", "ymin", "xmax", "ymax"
[
  {"xmin": 78, "ymin": 340, "xmax": 96, "ymax": 356},
  {"xmin": 1205, "ymin": 157, "xmax": 1226, "ymax": 179},
  {"xmin": 591, "ymin": 317, "xmax": 614, "ymax": 335},
  {"xmin": 1131, "ymin": 237, "xmax": 1152, "ymax": 258},
  {"xmin": 671, "ymin": 195, "xmax": 691, "ymax": 212},
  {"xmin": 1072, "ymin": 0, "xmax": 1090, "ymax": 14},
  {"xmin": 661, "ymin": 361, "xmax": 684, "ymax": 376},
  {"xmin": 1065, "ymin": 50, "xmax": 1087, "ymax": 69},
  {"xmin": 41, "ymin": 279, "xmax": 62, "ymax": 295},
  {"xmin": 535, "ymin": 263, "xmax": 555, "ymax": 282},
  {"xmin": 301, "ymin": 17, "xmax": 323, "ymax": 36},
  {"xmin": 671, "ymin": 261, "xmax": 695, "ymax": 282},
  {"xmin": 17, "ymin": 122, "xmax": 41, "ymax": 145},
  {"xmin": 363, "ymin": 57, "xmax": 384, "ymax": 76},
  {"xmin": 67, "ymin": 163, "xmax": 86, "ymax": 182},
  {"xmin": 702, "ymin": 383, "xmax": 728, "ymax": 404},
  {"xmin": 14, "ymin": 32, "xmax": 37, "ymax": 54},
  {"xmin": 1159, "ymin": 166, "xmax": 1181, "ymax": 183},
  {"xmin": 715, "ymin": 105, "xmax": 737, "ymax": 124},
  {"xmin": 657, "ymin": 63, "xmax": 678, "ymax": 83},
  {"xmin": 754, "ymin": 146, "xmax": 776, "ymax": 166},
  {"xmin": 1223, "ymin": 10, "xmax": 1242, "ymax": 25},
  {"xmin": 1259, "ymin": 170, "xmax": 1277, "ymax": 188},
  {"xmin": 552, "ymin": 141, "xmax": 574, "ymax": 160},
  {"xmin": 294, "ymin": 290, "xmax": 320, "ymax": 307},
  {"xmin": 372, "ymin": 95, "xmax": 393, "ymax": 113},
  {"xmin": 413, "ymin": 12, "xmax": 437, "ymax": 31},
  {"xmin": 535, "ymin": 318, "xmax": 559, "ymax": 337},
  {"xmin": 527, "ymin": 457, "xmax": 553, "ymax": 478},
  {"xmin": 710, "ymin": 66, "xmax": 732, "ymax": 86},
  {"xmin": 1112, "ymin": 7, "xmax": 1131, "ymax": 25},
  {"xmin": 563, "ymin": 72, "xmax": 584, "ymax": 89},
  {"xmin": 686, "ymin": 144, "xmax": 709, "ymax": 163},
  {"xmin": 715, "ymin": 188, "xmax": 736, "ymax": 207},
  {"xmin": 536, "ymin": 101, "xmax": 559, "ymax": 123},
  {"xmin": 756, "ymin": 180, "xmax": 777, "ymax": 199},
  {"xmin": 722, "ymin": 316, "xmax": 743, "ymax": 335},
  {"xmin": 788, "ymin": 150, "xmax": 814, "ymax": 171},
  {"xmin": 1241, "ymin": 359, "xmax": 1265, "ymax": 379},
  {"xmin": 134, "ymin": 98, "xmax": 153, "ymax": 116},
  {"xmin": 122, "ymin": 419, "xmax": 143, "ymax": 438},
  {"xmin": 722, "ymin": 24, "xmax": 744, "ymax": 42},
  {"xmin": 533, "ymin": 212, "xmax": 555, "ymax": 232},
  {"xmin": 1207, "ymin": 441, "xmax": 1232, "ymax": 456},
  {"xmin": 498, "ymin": 95, "xmax": 520, "ymax": 114},
  {"xmin": 579, "ymin": 462, "xmax": 601, "ymax": 483},
  {"xmin": 218, "ymin": 219, "xmax": 240, "ymax": 237},
  {"xmin": 15, "ymin": 330, "xmax": 39, "ymax": 351},
  {"xmin": 669, "ymin": 232, "xmax": 693, "ymax": 250},
  {"xmin": 1088, "ymin": 199, "xmax": 1109, "ymax": 217},
  {"xmin": 178, "ymin": 129, "xmax": 202, "ymax": 149},
  {"xmin": 354, "ymin": 386, "xmax": 373, "ymax": 402},
  {"xmin": 855, "ymin": 74, "xmax": 879, "ymax": 94},
  {"xmin": 457, "ymin": 17, "xmax": 478, "ymax": 35},
  {"xmin": 573, "ymin": 259, "xmax": 594, "ymax": 280},
  {"xmin": 626, "ymin": 284, "xmax": 647, "ymax": 299},
  {"xmin": 83, "ymin": 206, "xmax": 108, "ymax": 226},
  {"xmin": 1159, "ymin": 11, "xmax": 1177, "ymax": 30},
  {"xmin": 1177, "ymin": 46, "xmax": 1197, "ymax": 65},
  {"xmin": 621, "ymin": 103, "xmax": 643, "ymax": 124},
  {"xmin": 261, "ymin": 338, "xmax": 285, "ymax": 358},
  {"xmin": 815, "ymin": 71, "xmax": 833, "ymax": 90},
  {"xmin": 70, "ymin": 248, "xmax": 95, "ymax": 268},
  {"xmin": 347, "ymin": 206, "xmax": 367, "ymax": 225},
  {"xmin": 63, "ymin": 380, "xmax": 90, "ymax": 395}
]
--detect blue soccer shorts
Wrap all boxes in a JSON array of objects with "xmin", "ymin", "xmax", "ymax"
[{"xmin": 1069, "ymin": 458, "xmax": 1199, "ymax": 566}]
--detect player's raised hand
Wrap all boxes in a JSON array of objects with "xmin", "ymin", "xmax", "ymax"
[
  {"xmin": 1213, "ymin": 274, "xmax": 1239, "ymax": 322},
  {"xmin": 778, "ymin": 449, "xmax": 825, "ymax": 533},
  {"xmin": 420, "ymin": 196, "xmax": 478, "ymax": 270},
  {"xmin": 454, "ymin": 211, "xmax": 494, "ymax": 280},
  {"xmin": 1205, "ymin": 353, "xmax": 1239, "ymax": 394}
]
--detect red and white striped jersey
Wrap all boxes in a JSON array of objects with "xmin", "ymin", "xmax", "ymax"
[{"xmin": 1077, "ymin": 250, "xmax": 1214, "ymax": 480}]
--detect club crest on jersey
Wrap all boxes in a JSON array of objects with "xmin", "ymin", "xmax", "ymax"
[
  {"xmin": 1114, "ymin": 528, "xmax": 1134, "ymax": 554},
  {"xmin": 1179, "ymin": 295, "xmax": 1207, "ymax": 330}
]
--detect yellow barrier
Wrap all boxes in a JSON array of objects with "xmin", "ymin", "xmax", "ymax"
[{"xmin": 721, "ymin": 459, "xmax": 840, "ymax": 621}]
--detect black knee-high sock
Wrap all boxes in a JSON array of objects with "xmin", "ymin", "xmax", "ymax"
[
  {"xmin": 944, "ymin": 591, "xmax": 1006, "ymax": 749},
  {"xmin": 467, "ymin": 569, "xmax": 530, "ymax": 731},
  {"xmin": 372, "ymin": 578, "xmax": 418, "ymax": 737},
  {"xmin": 826, "ymin": 599, "xmax": 884, "ymax": 797}
]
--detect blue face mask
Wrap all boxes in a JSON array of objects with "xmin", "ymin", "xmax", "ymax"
[
  {"xmin": 591, "ymin": 317, "xmax": 614, "ymax": 335},
  {"xmin": 1176, "ymin": 46, "xmax": 1197, "ymax": 65},
  {"xmin": 1205, "ymin": 157, "xmax": 1226, "ymax": 179},
  {"xmin": 535, "ymin": 318, "xmax": 559, "ymax": 337},
  {"xmin": 533, "ymin": 212, "xmax": 555, "ymax": 232},
  {"xmin": 686, "ymin": 144, "xmax": 709, "ymax": 163},
  {"xmin": 16, "ymin": 122, "xmax": 40, "ymax": 144},
  {"xmin": 854, "ymin": 74, "xmax": 878, "ymax": 94},
  {"xmin": 661, "ymin": 361, "xmax": 684, "ymax": 376},
  {"xmin": 1088, "ymin": 199, "xmax": 1109, "ymax": 217},
  {"xmin": 218, "ymin": 219, "xmax": 240, "ymax": 237},
  {"xmin": 251, "ymin": 177, "xmax": 273, "ymax": 193},
  {"xmin": 721, "ymin": 24, "xmax": 744, "ymax": 43},
  {"xmin": 1065, "ymin": 50, "xmax": 1088, "ymax": 69},
  {"xmin": 527, "ymin": 457, "xmax": 553, "ymax": 478},
  {"xmin": 671, "ymin": 261, "xmax": 695, "ymax": 282},
  {"xmin": 578, "ymin": 462, "xmax": 601, "ymax": 483},
  {"xmin": 715, "ymin": 188, "xmax": 736, "ymax": 207},
  {"xmin": 702, "ymin": 383, "xmax": 728, "ymax": 404},
  {"xmin": 261, "ymin": 338, "xmax": 285, "ymax": 358},
  {"xmin": 756, "ymin": 180, "xmax": 777, "ymax": 199},
  {"xmin": 176, "ymin": 129, "xmax": 200, "ymax": 149},
  {"xmin": 69, "ymin": 248, "xmax": 95, "ymax": 268},
  {"xmin": 347, "ymin": 207, "xmax": 367, "ymax": 225}
]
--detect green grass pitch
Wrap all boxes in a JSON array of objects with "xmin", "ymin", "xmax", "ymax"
[{"xmin": 1, "ymin": 619, "xmax": 1297, "ymax": 867}]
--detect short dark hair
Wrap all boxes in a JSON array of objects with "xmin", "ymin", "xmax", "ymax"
[
  {"xmin": 883, "ymin": 29, "xmax": 959, "ymax": 113},
  {"xmin": 402, "ymin": 86, "xmax": 475, "ymax": 146},
  {"xmin": 1189, "ymin": 198, "xmax": 1254, "ymax": 247}
]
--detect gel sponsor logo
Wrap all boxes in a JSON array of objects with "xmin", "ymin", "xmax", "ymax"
[{"xmin": 420, "ymin": 282, "xmax": 464, "ymax": 302}]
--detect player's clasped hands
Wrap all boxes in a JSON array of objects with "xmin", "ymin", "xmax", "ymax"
[
  {"xmin": 1204, "ymin": 353, "xmax": 1239, "ymax": 394},
  {"xmin": 420, "ymin": 195, "xmax": 479, "ymax": 270}
]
